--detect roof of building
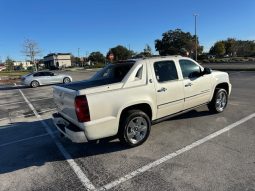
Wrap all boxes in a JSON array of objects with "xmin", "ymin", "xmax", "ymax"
[{"xmin": 44, "ymin": 53, "xmax": 71, "ymax": 58}]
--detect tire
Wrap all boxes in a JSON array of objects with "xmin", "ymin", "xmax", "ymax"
[
  {"xmin": 118, "ymin": 110, "xmax": 151, "ymax": 147},
  {"xmin": 208, "ymin": 88, "xmax": 228, "ymax": 113},
  {"xmin": 63, "ymin": 77, "xmax": 71, "ymax": 84},
  {"xmin": 31, "ymin": 80, "xmax": 39, "ymax": 88}
]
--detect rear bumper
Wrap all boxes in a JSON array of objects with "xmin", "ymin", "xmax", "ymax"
[
  {"xmin": 21, "ymin": 79, "xmax": 30, "ymax": 86},
  {"xmin": 52, "ymin": 113, "xmax": 88, "ymax": 143}
]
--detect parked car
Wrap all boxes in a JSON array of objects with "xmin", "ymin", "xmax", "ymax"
[
  {"xmin": 21, "ymin": 71, "xmax": 72, "ymax": 88},
  {"xmin": 52, "ymin": 56, "xmax": 231, "ymax": 147}
]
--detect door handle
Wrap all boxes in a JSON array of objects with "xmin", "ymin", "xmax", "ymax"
[
  {"xmin": 157, "ymin": 87, "xmax": 167, "ymax": 92},
  {"xmin": 185, "ymin": 83, "xmax": 193, "ymax": 87}
]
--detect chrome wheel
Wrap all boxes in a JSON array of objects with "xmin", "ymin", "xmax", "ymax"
[
  {"xmin": 63, "ymin": 77, "xmax": 71, "ymax": 83},
  {"xmin": 31, "ymin": 81, "xmax": 39, "ymax": 88},
  {"xmin": 215, "ymin": 91, "xmax": 227, "ymax": 112},
  {"xmin": 126, "ymin": 117, "xmax": 148, "ymax": 144}
]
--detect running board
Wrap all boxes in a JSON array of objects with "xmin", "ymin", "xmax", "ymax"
[{"xmin": 152, "ymin": 102, "xmax": 209, "ymax": 125}]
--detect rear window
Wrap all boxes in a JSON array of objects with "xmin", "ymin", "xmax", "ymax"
[{"xmin": 91, "ymin": 63, "xmax": 134, "ymax": 83}]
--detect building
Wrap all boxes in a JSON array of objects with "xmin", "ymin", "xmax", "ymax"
[
  {"xmin": 0, "ymin": 64, "xmax": 5, "ymax": 71},
  {"xmin": 13, "ymin": 61, "xmax": 32, "ymax": 70},
  {"xmin": 43, "ymin": 53, "xmax": 71, "ymax": 69}
]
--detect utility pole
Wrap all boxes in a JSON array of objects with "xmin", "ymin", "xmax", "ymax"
[
  {"xmin": 193, "ymin": 14, "xmax": 199, "ymax": 61},
  {"xmin": 78, "ymin": 48, "xmax": 80, "ymax": 58}
]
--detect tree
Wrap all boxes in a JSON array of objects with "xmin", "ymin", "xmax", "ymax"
[
  {"xmin": 88, "ymin": 51, "xmax": 105, "ymax": 64},
  {"xmin": 143, "ymin": 44, "xmax": 152, "ymax": 57},
  {"xmin": 107, "ymin": 45, "xmax": 134, "ymax": 61},
  {"xmin": 22, "ymin": 39, "xmax": 41, "ymax": 71},
  {"xmin": 210, "ymin": 41, "xmax": 226, "ymax": 56},
  {"xmin": 155, "ymin": 29, "xmax": 203, "ymax": 57},
  {"xmin": 71, "ymin": 55, "xmax": 82, "ymax": 66},
  {"xmin": 133, "ymin": 44, "xmax": 153, "ymax": 58},
  {"xmin": 209, "ymin": 38, "xmax": 255, "ymax": 57},
  {"xmin": 5, "ymin": 57, "xmax": 14, "ymax": 71},
  {"xmin": 224, "ymin": 38, "xmax": 237, "ymax": 56}
]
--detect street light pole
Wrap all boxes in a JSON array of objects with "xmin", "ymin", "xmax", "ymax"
[{"xmin": 193, "ymin": 14, "xmax": 198, "ymax": 61}]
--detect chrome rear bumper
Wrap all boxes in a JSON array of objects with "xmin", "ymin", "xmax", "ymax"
[{"xmin": 52, "ymin": 113, "xmax": 88, "ymax": 143}]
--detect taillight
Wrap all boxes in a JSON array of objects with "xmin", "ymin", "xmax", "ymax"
[{"xmin": 75, "ymin": 95, "xmax": 90, "ymax": 122}]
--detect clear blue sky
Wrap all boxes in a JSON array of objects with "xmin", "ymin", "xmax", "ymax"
[{"xmin": 0, "ymin": 0, "xmax": 255, "ymax": 61}]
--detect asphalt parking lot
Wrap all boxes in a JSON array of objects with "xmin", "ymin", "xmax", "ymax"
[{"xmin": 0, "ymin": 71, "xmax": 255, "ymax": 191}]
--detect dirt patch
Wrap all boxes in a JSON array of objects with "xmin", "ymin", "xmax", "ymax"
[{"xmin": 0, "ymin": 79, "xmax": 20, "ymax": 85}]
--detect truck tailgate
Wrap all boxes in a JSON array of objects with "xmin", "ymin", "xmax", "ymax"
[{"xmin": 53, "ymin": 86, "xmax": 79, "ymax": 125}]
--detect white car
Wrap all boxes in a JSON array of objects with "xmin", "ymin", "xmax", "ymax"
[
  {"xmin": 52, "ymin": 56, "xmax": 231, "ymax": 147},
  {"xmin": 21, "ymin": 71, "xmax": 72, "ymax": 88}
]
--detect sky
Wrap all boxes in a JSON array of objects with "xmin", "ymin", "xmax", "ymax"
[{"xmin": 0, "ymin": 0, "xmax": 255, "ymax": 61}]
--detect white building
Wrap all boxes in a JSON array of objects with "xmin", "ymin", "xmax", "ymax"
[
  {"xmin": 13, "ymin": 61, "xmax": 32, "ymax": 70},
  {"xmin": 44, "ymin": 53, "xmax": 71, "ymax": 69}
]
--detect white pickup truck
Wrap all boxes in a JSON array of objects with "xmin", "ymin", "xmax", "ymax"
[{"xmin": 52, "ymin": 56, "xmax": 231, "ymax": 147}]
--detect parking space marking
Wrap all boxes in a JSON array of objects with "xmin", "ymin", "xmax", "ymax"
[
  {"xmin": 16, "ymin": 84, "xmax": 96, "ymax": 191},
  {"xmin": 98, "ymin": 113, "xmax": 255, "ymax": 191},
  {"xmin": 0, "ymin": 132, "xmax": 51, "ymax": 147},
  {"xmin": 0, "ymin": 97, "xmax": 54, "ymax": 107}
]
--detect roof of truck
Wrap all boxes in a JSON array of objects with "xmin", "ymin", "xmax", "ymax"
[{"xmin": 114, "ymin": 55, "xmax": 184, "ymax": 64}]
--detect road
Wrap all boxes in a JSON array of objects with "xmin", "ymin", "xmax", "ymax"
[{"xmin": 0, "ymin": 71, "xmax": 254, "ymax": 191}]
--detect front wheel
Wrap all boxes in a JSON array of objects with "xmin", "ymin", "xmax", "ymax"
[
  {"xmin": 208, "ymin": 89, "xmax": 228, "ymax": 113},
  {"xmin": 118, "ymin": 110, "xmax": 151, "ymax": 147}
]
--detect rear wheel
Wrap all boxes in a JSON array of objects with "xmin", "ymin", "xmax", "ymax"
[
  {"xmin": 31, "ymin": 80, "xmax": 39, "ymax": 88},
  {"xmin": 63, "ymin": 77, "xmax": 71, "ymax": 84},
  {"xmin": 208, "ymin": 89, "xmax": 228, "ymax": 113},
  {"xmin": 118, "ymin": 110, "xmax": 151, "ymax": 147}
]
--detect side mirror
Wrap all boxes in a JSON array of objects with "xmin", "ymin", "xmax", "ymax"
[{"xmin": 203, "ymin": 67, "xmax": 212, "ymax": 75}]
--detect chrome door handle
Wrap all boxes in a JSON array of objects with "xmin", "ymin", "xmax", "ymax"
[
  {"xmin": 157, "ymin": 87, "xmax": 167, "ymax": 92},
  {"xmin": 185, "ymin": 83, "xmax": 192, "ymax": 87}
]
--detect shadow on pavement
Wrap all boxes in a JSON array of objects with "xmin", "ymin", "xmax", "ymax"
[
  {"xmin": 0, "ymin": 85, "xmax": 29, "ymax": 90},
  {"xmin": 0, "ymin": 109, "xmax": 214, "ymax": 174},
  {"xmin": 0, "ymin": 118, "xmax": 129, "ymax": 174},
  {"xmin": 170, "ymin": 109, "xmax": 214, "ymax": 121}
]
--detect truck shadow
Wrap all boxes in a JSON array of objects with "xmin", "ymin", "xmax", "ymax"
[
  {"xmin": 0, "ymin": 109, "xmax": 213, "ymax": 174},
  {"xmin": 0, "ymin": 119, "xmax": 129, "ymax": 174},
  {"xmin": 170, "ymin": 109, "xmax": 214, "ymax": 121}
]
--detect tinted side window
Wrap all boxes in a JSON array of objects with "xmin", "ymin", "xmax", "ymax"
[
  {"xmin": 44, "ymin": 72, "xmax": 53, "ymax": 76},
  {"xmin": 179, "ymin": 60, "xmax": 201, "ymax": 78},
  {"xmin": 154, "ymin": 61, "xmax": 178, "ymax": 82},
  {"xmin": 33, "ymin": 72, "xmax": 42, "ymax": 77}
]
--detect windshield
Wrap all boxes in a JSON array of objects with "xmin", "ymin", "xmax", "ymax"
[{"xmin": 91, "ymin": 63, "xmax": 134, "ymax": 83}]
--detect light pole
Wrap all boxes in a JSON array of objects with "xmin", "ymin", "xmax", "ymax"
[{"xmin": 193, "ymin": 14, "xmax": 199, "ymax": 61}]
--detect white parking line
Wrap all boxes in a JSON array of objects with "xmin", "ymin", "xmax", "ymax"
[
  {"xmin": 16, "ymin": 84, "xmax": 96, "ymax": 191},
  {"xmin": 0, "ymin": 97, "xmax": 54, "ymax": 107},
  {"xmin": 98, "ymin": 113, "xmax": 255, "ymax": 191}
]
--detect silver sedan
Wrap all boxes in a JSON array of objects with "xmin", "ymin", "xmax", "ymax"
[{"xmin": 21, "ymin": 71, "xmax": 72, "ymax": 88}]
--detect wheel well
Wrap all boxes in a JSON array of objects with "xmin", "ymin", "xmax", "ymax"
[
  {"xmin": 31, "ymin": 80, "xmax": 39, "ymax": 85},
  {"xmin": 120, "ymin": 103, "xmax": 152, "ymax": 121},
  {"xmin": 215, "ymin": 83, "xmax": 229, "ymax": 94},
  {"xmin": 63, "ymin": 77, "xmax": 70, "ymax": 81}
]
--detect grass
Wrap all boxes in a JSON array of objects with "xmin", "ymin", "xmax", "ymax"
[{"xmin": 0, "ymin": 71, "xmax": 29, "ymax": 78}]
